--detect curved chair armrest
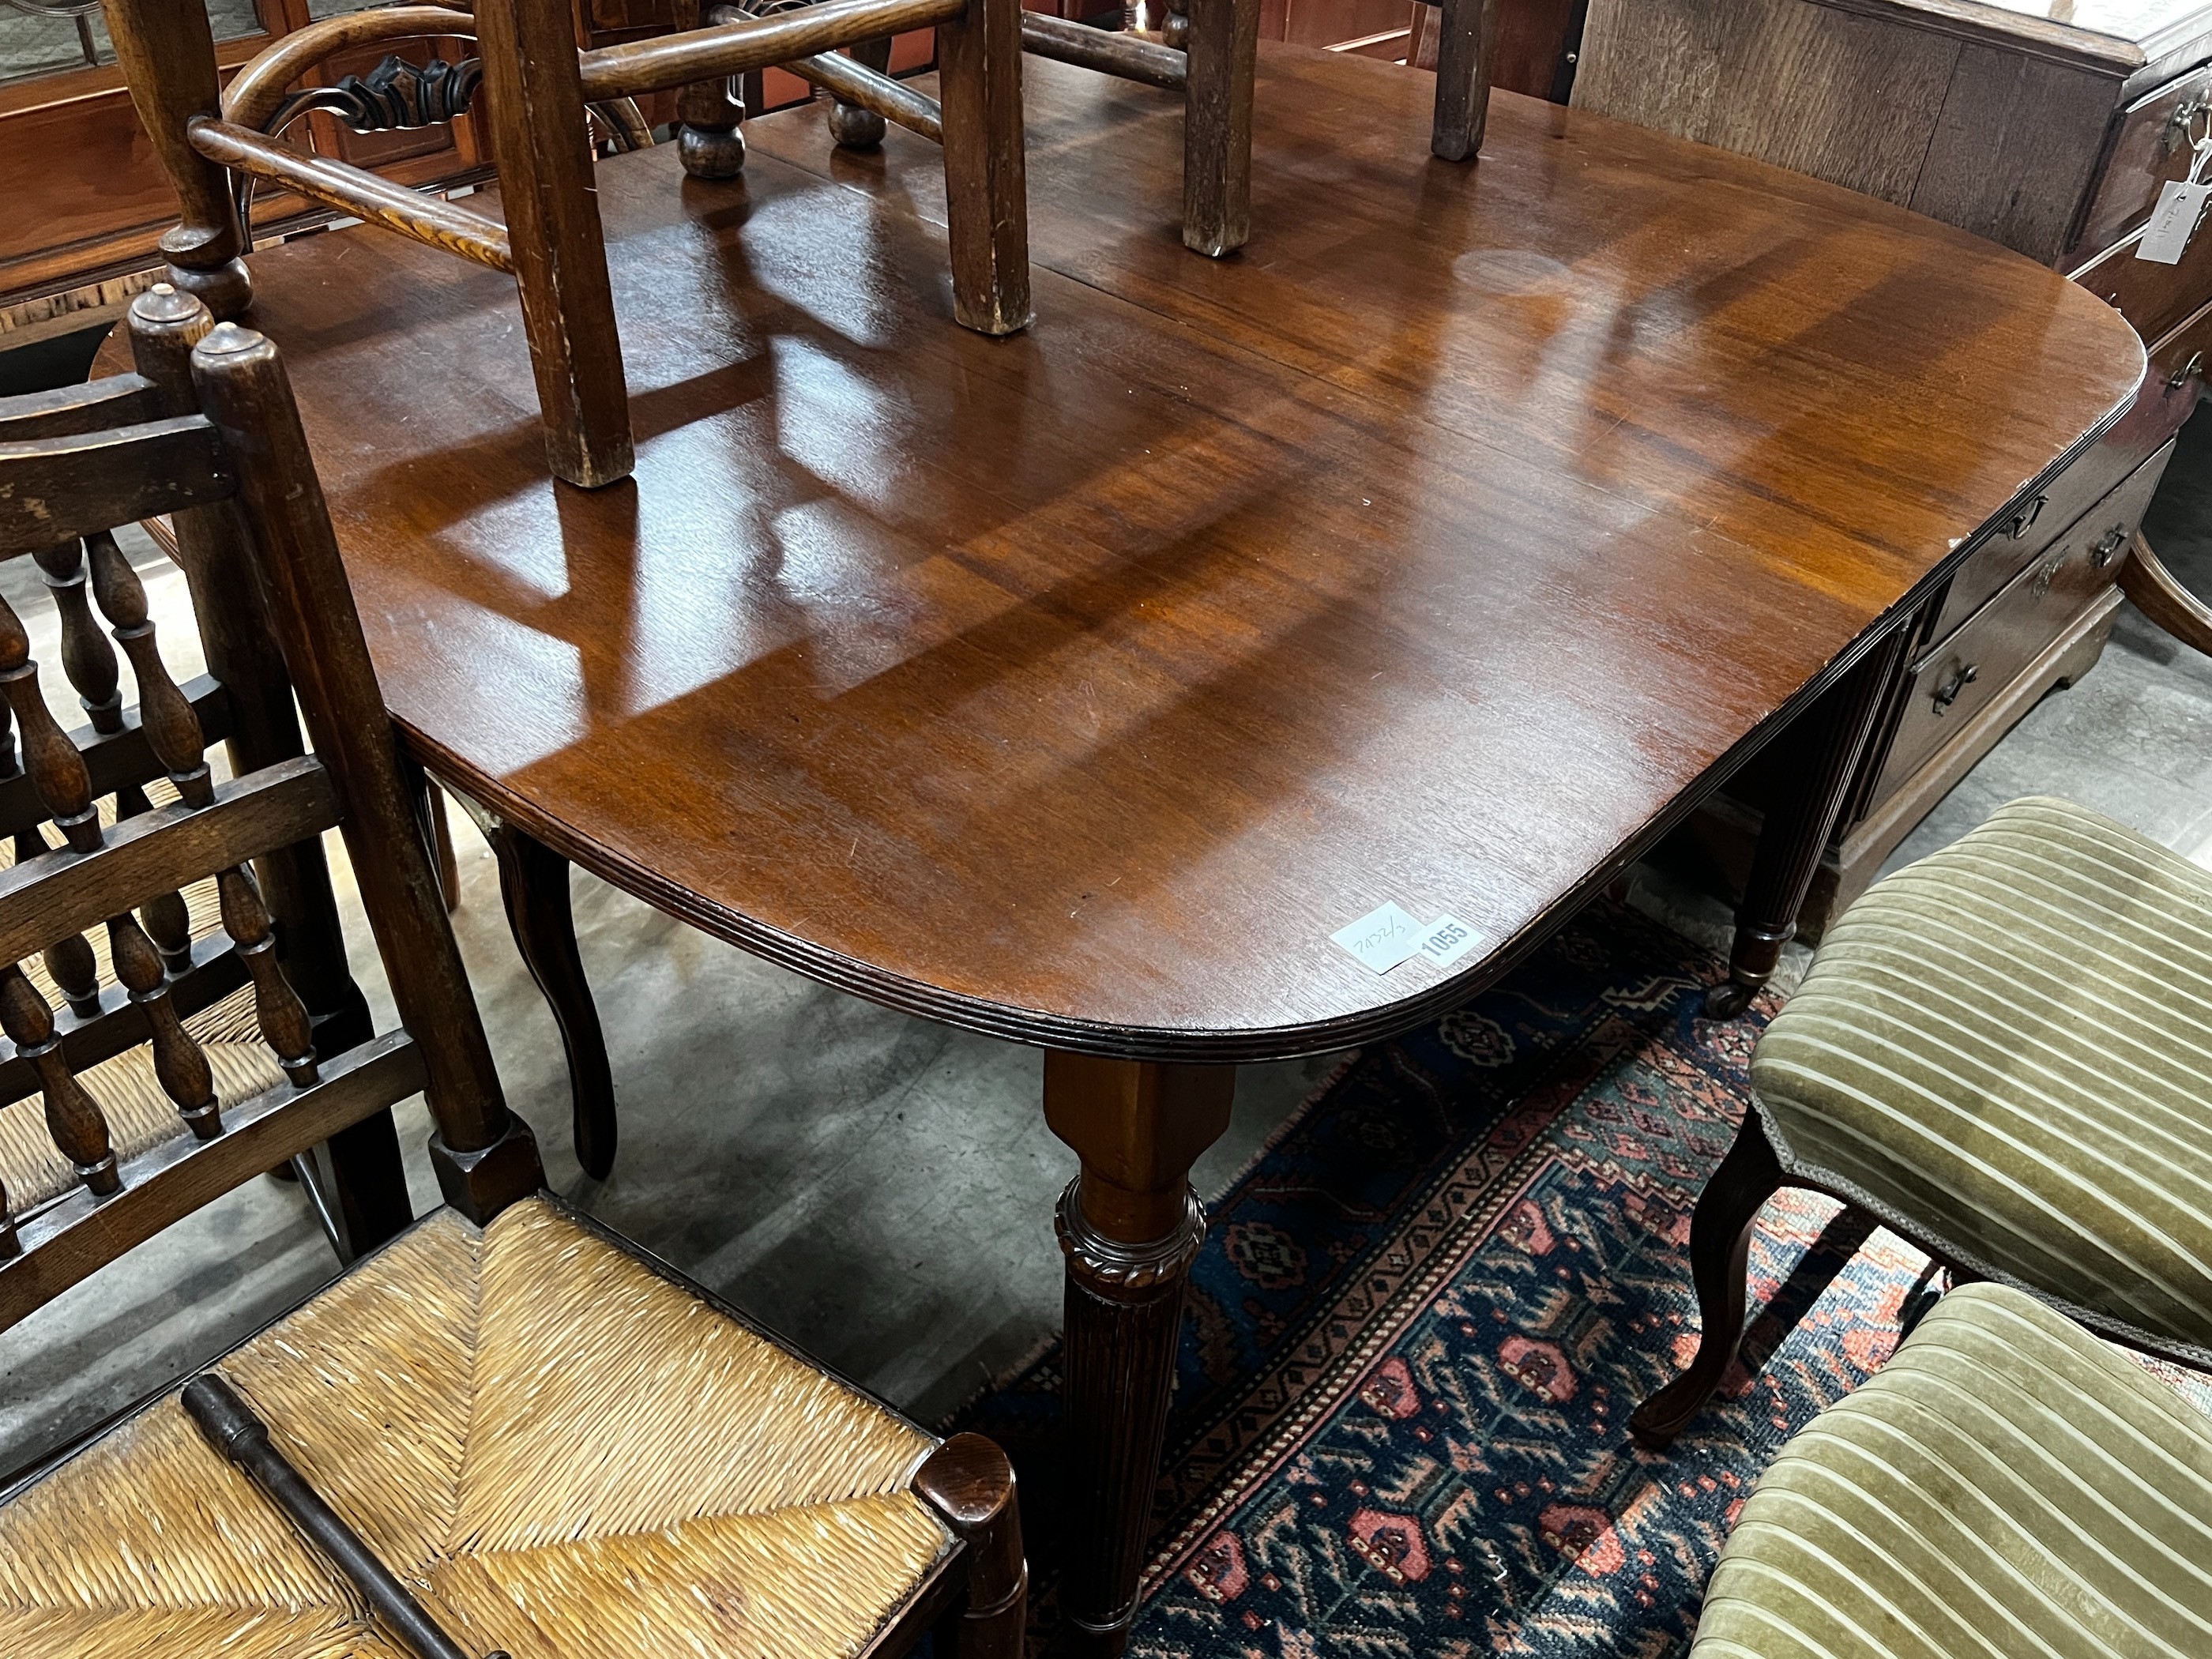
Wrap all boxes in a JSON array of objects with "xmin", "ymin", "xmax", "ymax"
[
  {"xmin": 2118, "ymin": 531, "xmax": 2212, "ymax": 659},
  {"xmin": 223, "ymin": 6, "xmax": 479, "ymax": 131}
]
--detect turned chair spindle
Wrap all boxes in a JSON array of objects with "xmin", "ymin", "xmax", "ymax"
[
  {"xmin": 33, "ymin": 539, "xmax": 123, "ymax": 735},
  {"xmin": 0, "ymin": 965, "xmax": 119, "ymax": 1198},
  {"xmin": 0, "ymin": 594, "xmax": 101, "ymax": 854},
  {"xmin": 219, "ymin": 864, "xmax": 318, "ymax": 1087},
  {"xmin": 89, "ymin": 525, "xmax": 214, "ymax": 810},
  {"xmin": 42, "ymin": 933, "xmax": 103, "ymax": 1020}
]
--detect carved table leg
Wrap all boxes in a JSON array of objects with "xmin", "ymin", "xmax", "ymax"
[
  {"xmin": 1181, "ymin": 0, "xmax": 1258, "ymax": 258},
  {"xmin": 1044, "ymin": 1052, "xmax": 1235, "ymax": 1657},
  {"xmin": 1627, "ymin": 1110, "xmax": 1783, "ymax": 1448},
  {"xmin": 829, "ymin": 34, "xmax": 896, "ymax": 147},
  {"xmin": 453, "ymin": 796, "xmax": 621, "ymax": 1181},
  {"xmin": 1706, "ymin": 628, "xmax": 1910, "ymax": 1018},
  {"xmin": 1428, "ymin": 0, "xmax": 1496, "ymax": 162}
]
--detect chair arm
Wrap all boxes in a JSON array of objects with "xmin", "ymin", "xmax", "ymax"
[
  {"xmin": 2117, "ymin": 531, "xmax": 2212, "ymax": 659},
  {"xmin": 222, "ymin": 6, "xmax": 480, "ymax": 132}
]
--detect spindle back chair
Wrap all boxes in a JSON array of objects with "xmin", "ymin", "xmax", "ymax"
[
  {"xmin": 0, "ymin": 288, "xmax": 536, "ymax": 1331},
  {"xmin": 106, "ymin": 0, "xmax": 1032, "ymax": 491},
  {"xmin": 0, "ymin": 290, "xmax": 1026, "ymax": 1659}
]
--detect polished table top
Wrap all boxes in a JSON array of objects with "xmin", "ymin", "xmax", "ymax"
[{"xmin": 194, "ymin": 47, "xmax": 2142, "ymax": 1061}]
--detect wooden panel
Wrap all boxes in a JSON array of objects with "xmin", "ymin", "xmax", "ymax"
[
  {"xmin": 1875, "ymin": 448, "xmax": 2168, "ymax": 795},
  {"xmin": 2073, "ymin": 58, "xmax": 2212, "ymax": 260},
  {"xmin": 1909, "ymin": 43, "xmax": 2116, "ymax": 265},
  {"xmin": 1281, "ymin": 0, "xmax": 1415, "ymax": 47},
  {"xmin": 1573, "ymin": 0, "xmax": 1962, "ymax": 206}
]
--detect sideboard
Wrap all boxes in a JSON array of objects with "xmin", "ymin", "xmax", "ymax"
[{"xmin": 1577, "ymin": 0, "xmax": 2207, "ymax": 933}]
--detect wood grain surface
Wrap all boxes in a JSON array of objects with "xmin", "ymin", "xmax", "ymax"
[{"xmin": 144, "ymin": 47, "xmax": 2142, "ymax": 1061}]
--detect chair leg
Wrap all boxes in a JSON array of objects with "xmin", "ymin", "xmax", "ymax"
[
  {"xmin": 915, "ymin": 1433, "xmax": 1027, "ymax": 1659},
  {"xmin": 677, "ymin": 0, "xmax": 748, "ymax": 179},
  {"xmin": 1181, "ymin": 0, "xmax": 1258, "ymax": 258},
  {"xmin": 472, "ymin": 0, "xmax": 634, "ymax": 487},
  {"xmin": 1630, "ymin": 1111, "xmax": 1784, "ymax": 1450},
  {"xmin": 937, "ymin": 0, "xmax": 1033, "ymax": 335},
  {"xmin": 1428, "ymin": 0, "xmax": 1495, "ymax": 162},
  {"xmin": 829, "ymin": 35, "xmax": 895, "ymax": 148},
  {"xmin": 103, "ymin": 0, "xmax": 251, "ymax": 316},
  {"xmin": 482, "ymin": 817, "xmax": 620, "ymax": 1181}
]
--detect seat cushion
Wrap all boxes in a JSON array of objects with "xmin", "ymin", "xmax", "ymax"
[
  {"xmin": 1751, "ymin": 796, "xmax": 2212, "ymax": 1352},
  {"xmin": 0, "ymin": 1195, "xmax": 952, "ymax": 1659},
  {"xmin": 1692, "ymin": 1281, "xmax": 2212, "ymax": 1657}
]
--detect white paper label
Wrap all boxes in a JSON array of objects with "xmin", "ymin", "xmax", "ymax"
[
  {"xmin": 1417, "ymin": 914, "xmax": 1483, "ymax": 968},
  {"xmin": 1332, "ymin": 901, "xmax": 1426, "ymax": 974},
  {"xmin": 2139, "ymin": 180, "xmax": 2212, "ymax": 264}
]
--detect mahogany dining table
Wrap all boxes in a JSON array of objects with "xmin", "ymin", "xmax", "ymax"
[{"xmin": 118, "ymin": 43, "xmax": 2141, "ymax": 1656}]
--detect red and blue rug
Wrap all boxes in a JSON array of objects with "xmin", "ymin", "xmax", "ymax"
[{"xmin": 962, "ymin": 898, "xmax": 2174, "ymax": 1654}]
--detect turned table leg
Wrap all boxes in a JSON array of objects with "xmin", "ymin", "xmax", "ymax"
[
  {"xmin": 1181, "ymin": 0, "xmax": 1258, "ymax": 258},
  {"xmin": 1044, "ymin": 1051, "xmax": 1235, "ymax": 1657},
  {"xmin": 1707, "ymin": 629, "xmax": 1910, "ymax": 1018}
]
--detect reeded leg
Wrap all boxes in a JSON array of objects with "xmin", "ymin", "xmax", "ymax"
[
  {"xmin": 916, "ymin": 1432, "xmax": 1028, "ymax": 1659},
  {"xmin": 477, "ymin": 811, "xmax": 619, "ymax": 1180},
  {"xmin": 1629, "ymin": 1112, "xmax": 1783, "ymax": 1449},
  {"xmin": 1428, "ymin": 0, "xmax": 1496, "ymax": 163},
  {"xmin": 829, "ymin": 35, "xmax": 895, "ymax": 148},
  {"xmin": 1181, "ymin": 0, "xmax": 1257, "ymax": 257},
  {"xmin": 1706, "ymin": 629, "xmax": 1910, "ymax": 1018},
  {"xmin": 103, "ymin": 0, "xmax": 250, "ymax": 315},
  {"xmin": 1045, "ymin": 1053, "xmax": 1235, "ymax": 1657},
  {"xmin": 938, "ymin": 0, "xmax": 1033, "ymax": 334}
]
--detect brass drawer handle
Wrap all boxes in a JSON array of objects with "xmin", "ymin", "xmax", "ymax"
[
  {"xmin": 2091, "ymin": 525, "xmax": 2127, "ymax": 569},
  {"xmin": 2003, "ymin": 497, "xmax": 2045, "ymax": 540},
  {"xmin": 2167, "ymin": 96, "xmax": 2212, "ymax": 156},
  {"xmin": 2171, "ymin": 351, "xmax": 2204, "ymax": 391},
  {"xmin": 1932, "ymin": 661, "xmax": 1979, "ymax": 713}
]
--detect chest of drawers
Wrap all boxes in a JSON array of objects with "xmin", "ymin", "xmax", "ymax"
[{"xmin": 1575, "ymin": 0, "xmax": 2206, "ymax": 933}]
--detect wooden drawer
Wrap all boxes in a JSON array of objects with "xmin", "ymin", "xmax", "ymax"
[
  {"xmin": 1874, "ymin": 440, "xmax": 2172, "ymax": 800},
  {"xmin": 2074, "ymin": 200, "xmax": 2212, "ymax": 347},
  {"xmin": 1921, "ymin": 424, "xmax": 2148, "ymax": 641},
  {"xmin": 2071, "ymin": 62, "xmax": 2212, "ymax": 265}
]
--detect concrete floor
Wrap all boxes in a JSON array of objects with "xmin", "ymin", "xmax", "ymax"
[{"xmin": 4, "ymin": 402, "xmax": 2212, "ymax": 1482}]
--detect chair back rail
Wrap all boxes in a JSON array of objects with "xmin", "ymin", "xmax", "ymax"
[{"xmin": 0, "ymin": 288, "xmax": 543, "ymax": 1335}]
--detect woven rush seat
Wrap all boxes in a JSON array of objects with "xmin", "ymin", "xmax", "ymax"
[
  {"xmin": 0, "ymin": 1194, "xmax": 956, "ymax": 1659},
  {"xmin": 1691, "ymin": 1281, "xmax": 2212, "ymax": 1657},
  {"xmin": 1749, "ymin": 795, "xmax": 2212, "ymax": 1356}
]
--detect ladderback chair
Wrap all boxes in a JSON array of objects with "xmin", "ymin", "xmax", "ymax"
[
  {"xmin": 0, "ymin": 288, "xmax": 1025, "ymax": 1659},
  {"xmin": 1632, "ymin": 533, "xmax": 2212, "ymax": 1448},
  {"xmin": 0, "ymin": 308, "xmax": 410, "ymax": 1268},
  {"xmin": 106, "ymin": 0, "xmax": 1032, "ymax": 490}
]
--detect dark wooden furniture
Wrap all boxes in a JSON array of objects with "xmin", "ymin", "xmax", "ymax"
[
  {"xmin": 1635, "ymin": 534, "xmax": 2212, "ymax": 1450},
  {"xmin": 2, "ymin": 288, "xmax": 1025, "ymax": 1659},
  {"xmin": 112, "ymin": 45, "xmax": 2141, "ymax": 1653},
  {"xmin": 108, "ymin": 0, "xmax": 1032, "ymax": 488},
  {"xmin": 1574, "ymin": 0, "xmax": 2212, "ymax": 935}
]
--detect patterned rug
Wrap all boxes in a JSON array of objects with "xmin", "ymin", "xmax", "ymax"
[{"xmin": 960, "ymin": 898, "xmax": 2209, "ymax": 1656}]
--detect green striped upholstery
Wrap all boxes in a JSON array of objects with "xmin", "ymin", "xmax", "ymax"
[
  {"xmin": 1751, "ymin": 796, "xmax": 2212, "ymax": 1352},
  {"xmin": 1692, "ymin": 1282, "xmax": 2212, "ymax": 1658}
]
